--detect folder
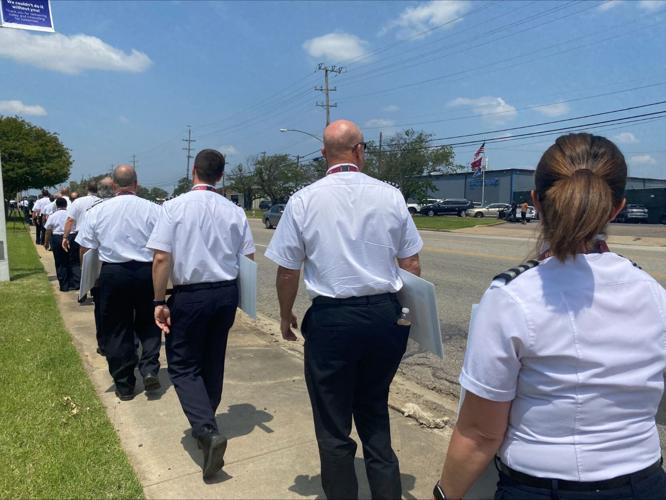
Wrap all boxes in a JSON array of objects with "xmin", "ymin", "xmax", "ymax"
[
  {"xmin": 79, "ymin": 249, "xmax": 102, "ymax": 300},
  {"xmin": 397, "ymin": 269, "xmax": 444, "ymax": 359},
  {"xmin": 238, "ymin": 254, "xmax": 257, "ymax": 319}
]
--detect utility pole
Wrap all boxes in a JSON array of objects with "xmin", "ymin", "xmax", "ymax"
[
  {"xmin": 378, "ymin": 131, "xmax": 383, "ymax": 177},
  {"xmin": 315, "ymin": 63, "xmax": 344, "ymax": 126},
  {"xmin": 131, "ymin": 154, "xmax": 137, "ymax": 169},
  {"xmin": 182, "ymin": 125, "xmax": 196, "ymax": 181}
]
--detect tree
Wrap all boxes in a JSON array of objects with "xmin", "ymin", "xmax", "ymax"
[
  {"xmin": 172, "ymin": 177, "xmax": 192, "ymax": 197},
  {"xmin": 226, "ymin": 163, "xmax": 258, "ymax": 209},
  {"xmin": 149, "ymin": 187, "xmax": 169, "ymax": 201},
  {"xmin": 68, "ymin": 173, "xmax": 110, "ymax": 195},
  {"xmin": 365, "ymin": 129, "xmax": 456, "ymax": 201},
  {"xmin": 253, "ymin": 154, "xmax": 309, "ymax": 204},
  {"xmin": 136, "ymin": 186, "xmax": 151, "ymax": 199},
  {"xmin": 0, "ymin": 115, "xmax": 72, "ymax": 195}
]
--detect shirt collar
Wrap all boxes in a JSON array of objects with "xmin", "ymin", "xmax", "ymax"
[
  {"xmin": 191, "ymin": 184, "xmax": 217, "ymax": 192},
  {"xmin": 326, "ymin": 163, "xmax": 360, "ymax": 175}
]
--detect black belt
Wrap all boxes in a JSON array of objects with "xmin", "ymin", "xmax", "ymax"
[
  {"xmin": 496, "ymin": 457, "xmax": 663, "ymax": 491},
  {"xmin": 173, "ymin": 279, "xmax": 237, "ymax": 292},
  {"xmin": 313, "ymin": 292, "xmax": 396, "ymax": 306},
  {"xmin": 101, "ymin": 260, "xmax": 152, "ymax": 267}
]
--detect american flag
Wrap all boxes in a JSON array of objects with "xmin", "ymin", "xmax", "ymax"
[{"xmin": 470, "ymin": 142, "xmax": 485, "ymax": 176}]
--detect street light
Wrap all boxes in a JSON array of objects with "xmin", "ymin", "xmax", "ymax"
[{"xmin": 279, "ymin": 128, "xmax": 323, "ymax": 143}]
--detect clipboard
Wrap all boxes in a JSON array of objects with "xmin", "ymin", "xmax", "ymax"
[
  {"xmin": 397, "ymin": 269, "xmax": 444, "ymax": 359},
  {"xmin": 79, "ymin": 249, "xmax": 102, "ymax": 300},
  {"xmin": 238, "ymin": 254, "xmax": 257, "ymax": 319}
]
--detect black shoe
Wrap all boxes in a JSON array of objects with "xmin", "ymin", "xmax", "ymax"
[
  {"xmin": 77, "ymin": 293, "xmax": 88, "ymax": 304},
  {"xmin": 96, "ymin": 347, "xmax": 106, "ymax": 356},
  {"xmin": 143, "ymin": 373, "xmax": 161, "ymax": 392},
  {"xmin": 115, "ymin": 389, "xmax": 135, "ymax": 401},
  {"xmin": 198, "ymin": 431, "xmax": 227, "ymax": 479}
]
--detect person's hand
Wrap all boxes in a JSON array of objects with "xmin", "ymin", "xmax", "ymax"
[
  {"xmin": 280, "ymin": 312, "xmax": 298, "ymax": 341},
  {"xmin": 154, "ymin": 305, "xmax": 171, "ymax": 334},
  {"xmin": 62, "ymin": 238, "xmax": 70, "ymax": 252}
]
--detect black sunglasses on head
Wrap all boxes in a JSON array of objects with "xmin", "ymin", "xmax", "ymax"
[{"xmin": 352, "ymin": 141, "xmax": 367, "ymax": 151}]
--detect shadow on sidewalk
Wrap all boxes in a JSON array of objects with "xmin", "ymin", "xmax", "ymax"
[
  {"xmin": 179, "ymin": 403, "xmax": 275, "ymax": 481},
  {"xmin": 288, "ymin": 457, "xmax": 417, "ymax": 499}
]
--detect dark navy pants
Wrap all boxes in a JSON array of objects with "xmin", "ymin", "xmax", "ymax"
[
  {"xmin": 166, "ymin": 281, "xmax": 238, "ymax": 438},
  {"xmin": 50, "ymin": 234, "xmax": 80, "ymax": 291},
  {"xmin": 495, "ymin": 465, "xmax": 666, "ymax": 500},
  {"xmin": 302, "ymin": 293, "xmax": 410, "ymax": 500},
  {"xmin": 98, "ymin": 261, "xmax": 161, "ymax": 395}
]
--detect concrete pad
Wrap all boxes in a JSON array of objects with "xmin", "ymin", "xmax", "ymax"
[{"xmin": 34, "ymin": 239, "xmax": 453, "ymax": 499}]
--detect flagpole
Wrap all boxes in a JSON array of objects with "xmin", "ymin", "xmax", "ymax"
[{"xmin": 481, "ymin": 156, "xmax": 487, "ymax": 206}]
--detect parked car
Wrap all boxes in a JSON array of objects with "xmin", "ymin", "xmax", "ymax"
[
  {"xmin": 263, "ymin": 204, "xmax": 285, "ymax": 229},
  {"xmin": 419, "ymin": 198, "xmax": 473, "ymax": 217},
  {"xmin": 406, "ymin": 198, "xmax": 442, "ymax": 215},
  {"xmin": 613, "ymin": 204, "xmax": 648, "ymax": 223},
  {"xmin": 499, "ymin": 205, "xmax": 538, "ymax": 222},
  {"xmin": 258, "ymin": 200, "xmax": 271, "ymax": 210},
  {"xmin": 465, "ymin": 203, "xmax": 511, "ymax": 218}
]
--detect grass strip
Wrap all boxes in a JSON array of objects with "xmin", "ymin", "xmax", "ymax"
[
  {"xmin": 413, "ymin": 215, "xmax": 504, "ymax": 231},
  {"xmin": 0, "ymin": 221, "xmax": 143, "ymax": 499}
]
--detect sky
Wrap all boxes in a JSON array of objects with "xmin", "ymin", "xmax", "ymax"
[{"xmin": 1, "ymin": 0, "xmax": 665, "ymax": 192}]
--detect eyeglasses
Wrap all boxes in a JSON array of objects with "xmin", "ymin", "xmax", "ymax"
[{"xmin": 352, "ymin": 141, "xmax": 367, "ymax": 152}]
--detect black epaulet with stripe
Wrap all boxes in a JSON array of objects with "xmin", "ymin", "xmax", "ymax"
[
  {"xmin": 87, "ymin": 198, "xmax": 108, "ymax": 211},
  {"xmin": 493, "ymin": 259, "xmax": 540, "ymax": 284},
  {"xmin": 617, "ymin": 254, "xmax": 642, "ymax": 270}
]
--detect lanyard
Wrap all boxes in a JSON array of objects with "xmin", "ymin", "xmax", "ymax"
[
  {"xmin": 191, "ymin": 184, "xmax": 217, "ymax": 192},
  {"xmin": 116, "ymin": 191, "xmax": 135, "ymax": 196},
  {"xmin": 326, "ymin": 163, "xmax": 360, "ymax": 175}
]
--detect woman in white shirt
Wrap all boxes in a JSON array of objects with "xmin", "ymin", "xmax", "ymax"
[{"xmin": 434, "ymin": 133, "xmax": 666, "ymax": 500}]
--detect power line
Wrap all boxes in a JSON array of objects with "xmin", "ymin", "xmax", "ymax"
[{"xmin": 182, "ymin": 126, "xmax": 196, "ymax": 181}]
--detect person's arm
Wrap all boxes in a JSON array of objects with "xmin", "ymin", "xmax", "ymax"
[
  {"xmin": 44, "ymin": 229, "xmax": 52, "ymax": 250},
  {"xmin": 62, "ymin": 217, "xmax": 75, "ymax": 252},
  {"xmin": 152, "ymin": 250, "xmax": 172, "ymax": 334},
  {"xmin": 276, "ymin": 265, "xmax": 300, "ymax": 341},
  {"xmin": 398, "ymin": 253, "xmax": 421, "ymax": 276},
  {"xmin": 438, "ymin": 393, "xmax": 511, "ymax": 499}
]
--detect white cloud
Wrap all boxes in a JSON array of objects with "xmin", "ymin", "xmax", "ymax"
[
  {"xmin": 638, "ymin": 0, "xmax": 666, "ymax": 12},
  {"xmin": 613, "ymin": 132, "xmax": 639, "ymax": 144},
  {"xmin": 0, "ymin": 29, "xmax": 152, "ymax": 75},
  {"xmin": 383, "ymin": 1, "xmax": 471, "ymax": 40},
  {"xmin": 0, "ymin": 99, "xmax": 47, "ymax": 116},
  {"xmin": 533, "ymin": 102, "xmax": 570, "ymax": 117},
  {"xmin": 365, "ymin": 118, "xmax": 396, "ymax": 128},
  {"xmin": 598, "ymin": 0, "xmax": 623, "ymax": 11},
  {"xmin": 383, "ymin": 105, "xmax": 400, "ymax": 113},
  {"xmin": 630, "ymin": 154, "xmax": 656, "ymax": 165},
  {"xmin": 448, "ymin": 96, "xmax": 517, "ymax": 123},
  {"xmin": 218, "ymin": 145, "xmax": 239, "ymax": 157},
  {"xmin": 302, "ymin": 33, "xmax": 369, "ymax": 63}
]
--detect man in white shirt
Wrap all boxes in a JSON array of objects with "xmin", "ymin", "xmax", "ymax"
[
  {"xmin": 44, "ymin": 197, "xmax": 74, "ymax": 292},
  {"xmin": 77, "ymin": 165, "xmax": 162, "ymax": 401},
  {"xmin": 32, "ymin": 190, "xmax": 51, "ymax": 244},
  {"xmin": 148, "ymin": 149, "xmax": 255, "ymax": 480},
  {"xmin": 265, "ymin": 119, "xmax": 423, "ymax": 499}
]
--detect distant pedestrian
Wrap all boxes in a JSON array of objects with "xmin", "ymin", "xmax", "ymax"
[
  {"xmin": 266, "ymin": 119, "xmax": 423, "ymax": 499},
  {"xmin": 433, "ymin": 133, "xmax": 666, "ymax": 500},
  {"xmin": 148, "ymin": 149, "xmax": 255, "ymax": 480},
  {"xmin": 32, "ymin": 189, "xmax": 50, "ymax": 244},
  {"xmin": 77, "ymin": 165, "xmax": 162, "ymax": 401},
  {"xmin": 520, "ymin": 201, "xmax": 528, "ymax": 224},
  {"xmin": 43, "ymin": 197, "xmax": 76, "ymax": 292}
]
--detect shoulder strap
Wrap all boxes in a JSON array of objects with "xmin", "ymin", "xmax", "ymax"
[
  {"xmin": 616, "ymin": 254, "xmax": 642, "ymax": 270},
  {"xmin": 493, "ymin": 259, "xmax": 540, "ymax": 284}
]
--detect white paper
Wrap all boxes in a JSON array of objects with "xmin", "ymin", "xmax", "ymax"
[
  {"xmin": 79, "ymin": 249, "xmax": 102, "ymax": 300},
  {"xmin": 238, "ymin": 254, "xmax": 257, "ymax": 319},
  {"xmin": 396, "ymin": 269, "xmax": 443, "ymax": 359}
]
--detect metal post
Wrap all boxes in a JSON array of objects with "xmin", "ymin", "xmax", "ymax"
[
  {"xmin": 481, "ymin": 156, "xmax": 487, "ymax": 206},
  {"xmin": 0, "ymin": 152, "xmax": 10, "ymax": 281}
]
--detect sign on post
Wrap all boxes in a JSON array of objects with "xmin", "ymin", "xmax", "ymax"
[{"xmin": 0, "ymin": 0, "xmax": 54, "ymax": 32}]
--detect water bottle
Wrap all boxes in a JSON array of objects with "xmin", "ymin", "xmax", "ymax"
[{"xmin": 397, "ymin": 307, "xmax": 411, "ymax": 326}]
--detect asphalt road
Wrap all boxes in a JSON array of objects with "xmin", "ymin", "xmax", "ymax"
[{"xmin": 248, "ymin": 218, "xmax": 666, "ymax": 451}]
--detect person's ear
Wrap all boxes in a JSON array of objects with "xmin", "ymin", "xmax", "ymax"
[
  {"xmin": 531, "ymin": 190, "xmax": 542, "ymax": 213},
  {"xmin": 609, "ymin": 198, "xmax": 626, "ymax": 222}
]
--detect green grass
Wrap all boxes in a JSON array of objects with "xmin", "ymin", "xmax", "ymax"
[
  {"xmin": 413, "ymin": 215, "xmax": 504, "ymax": 231},
  {"xmin": 0, "ymin": 220, "xmax": 143, "ymax": 499},
  {"xmin": 245, "ymin": 209, "xmax": 262, "ymax": 219}
]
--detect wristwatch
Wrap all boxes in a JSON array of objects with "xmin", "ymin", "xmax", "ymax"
[
  {"xmin": 433, "ymin": 481, "xmax": 447, "ymax": 500},
  {"xmin": 153, "ymin": 299, "xmax": 167, "ymax": 307}
]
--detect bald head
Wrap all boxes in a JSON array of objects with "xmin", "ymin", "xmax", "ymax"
[
  {"xmin": 112, "ymin": 164, "xmax": 137, "ymax": 189},
  {"xmin": 322, "ymin": 120, "xmax": 365, "ymax": 167}
]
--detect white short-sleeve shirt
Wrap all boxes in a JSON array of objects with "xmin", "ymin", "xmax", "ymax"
[
  {"xmin": 461, "ymin": 252, "xmax": 666, "ymax": 481},
  {"xmin": 146, "ymin": 186, "xmax": 256, "ymax": 285},
  {"xmin": 67, "ymin": 194, "xmax": 100, "ymax": 233},
  {"xmin": 32, "ymin": 196, "xmax": 50, "ymax": 214},
  {"xmin": 44, "ymin": 209, "xmax": 68, "ymax": 235},
  {"xmin": 75, "ymin": 194, "xmax": 160, "ymax": 263},
  {"xmin": 265, "ymin": 170, "xmax": 423, "ymax": 298}
]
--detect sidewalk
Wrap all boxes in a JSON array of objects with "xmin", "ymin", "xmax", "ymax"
[{"xmin": 34, "ymin": 240, "xmax": 457, "ymax": 499}]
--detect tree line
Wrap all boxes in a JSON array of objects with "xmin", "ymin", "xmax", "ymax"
[{"xmin": 2, "ymin": 116, "xmax": 465, "ymax": 206}]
